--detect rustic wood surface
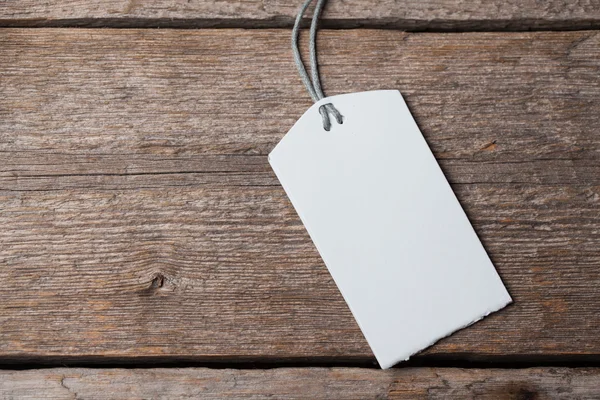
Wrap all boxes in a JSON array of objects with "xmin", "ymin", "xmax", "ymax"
[
  {"xmin": 1, "ymin": 367, "xmax": 599, "ymax": 399},
  {"xmin": 1, "ymin": 29, "xmax": 599, "ymax": 363},
  {"xmin": 1, "ymin": 0, "xmax": 600, "ymax": 30}
]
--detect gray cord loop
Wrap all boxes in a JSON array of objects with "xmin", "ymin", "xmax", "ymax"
[
  {"xmin": 292, "ymin": 0, "xmax": 343, "ymax": 131},
  {"xmin": 319, "ymin": 103, "xmax": 343, "ymax": 131},
  {"xmin": 318, "ymin": 105, "xmax": 331, "ymax": 131}
]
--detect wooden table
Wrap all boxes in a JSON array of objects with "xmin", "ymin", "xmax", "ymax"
[{"xmin": 1, "ymin": 1, "xmax": 599, "ymax": 398}]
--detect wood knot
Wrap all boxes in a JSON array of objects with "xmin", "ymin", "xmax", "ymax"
[
  {"xmin": 140, "ymin": 273, "xmax": 170, "ymax": 297},
  {"xmin": 515, "ymin": 388, "xmax": 538, "ymax": 400},
  {"xmin": 150, "ymin": 273, "xmax": 165, "ymax": 290}
]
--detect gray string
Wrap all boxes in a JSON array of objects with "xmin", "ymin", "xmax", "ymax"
[{"xmin": 292, "ymin": 0, "xmax": 343, "ymax": 131}]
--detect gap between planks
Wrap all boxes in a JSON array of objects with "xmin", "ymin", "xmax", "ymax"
[
  {"xmin": 1, "ymin": 18, "xmax": 600, "ymax": 31},
  {"xmin": 3, "ymin": 354, "xmax": 600, "ymax": 371}
]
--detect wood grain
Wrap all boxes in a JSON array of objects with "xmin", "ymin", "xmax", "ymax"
[
  {"xmin": 1, "ymin": 367, "xmax": 600, "ymax": 399},
  {"xmin": 1, "ymin": 0, "xmax": 600, "ymax": 30},
  {"xmin": 0, "ymin": 29, "xmax": 599, "ymax": 362}
]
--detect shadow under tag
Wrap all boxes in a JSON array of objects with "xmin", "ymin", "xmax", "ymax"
[{"xmin": 269, "ymin": 90, "xmax": 512, "ymax": 369}]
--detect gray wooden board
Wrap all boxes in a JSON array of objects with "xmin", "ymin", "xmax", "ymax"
[
  {"xmin": 1, "ymin": 368, "xmax": 600, "ymax": 399},
  {"xmin": 0, "ymin": 0, "xmax": 600, "ymax": 29}
]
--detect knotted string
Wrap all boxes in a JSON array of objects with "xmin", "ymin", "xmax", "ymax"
[{"xmin": 292, "ymin": 0, "xmax": 343, "ymax": 131}]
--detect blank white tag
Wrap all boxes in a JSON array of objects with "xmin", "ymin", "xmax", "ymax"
[{"xmin": 269, "ymin": 90, "xmax": 512, "ymax": 369}]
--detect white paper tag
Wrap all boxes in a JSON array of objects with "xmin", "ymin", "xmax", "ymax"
[{"xmin": 269, "ymin": 90, "xmax": 512, "ymax": 369}]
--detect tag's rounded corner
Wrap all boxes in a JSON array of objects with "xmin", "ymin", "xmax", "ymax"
[{"xmin": 391, "ymin": 89, "xmax": 403, "ymax": 97}]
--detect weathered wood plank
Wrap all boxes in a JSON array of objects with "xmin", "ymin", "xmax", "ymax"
[
  {"xmin": 1, "ymin": 367, "xmax": 599, "ymax": 399},
  {"xmin": 0, "ymin": 29, "xmax": 599, "ymax": 362},
  {"xmin": 1, "ymin": 0, "xmax": 600, "ymax": 30}
]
